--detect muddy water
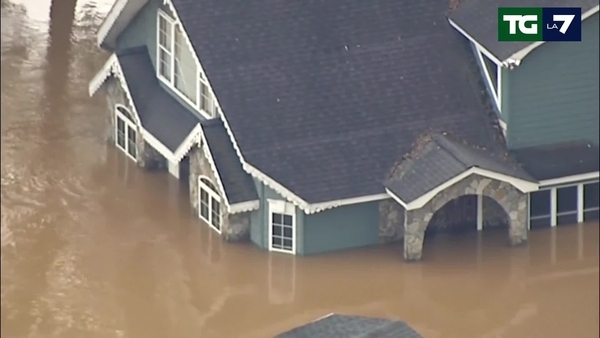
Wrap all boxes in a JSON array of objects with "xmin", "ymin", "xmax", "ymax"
[{"xmin": 1, "ymin": 1, "xmax": 598, "ymax": 337}]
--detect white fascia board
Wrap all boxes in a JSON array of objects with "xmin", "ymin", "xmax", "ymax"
[
  {"xmin": 97, "ymin": 0, "xmax": 149, "ymax": 48},
  {"xmin": 447, "ymin": 18, "xmax": 504, "ymax": 66},
  {"xmin": 385, "ymin": 188, "xmax": 409, "ymax": 209},
  {"xmin": 508, "ymin": 5, "xmax": 599, "ymax": 62},
  {"xmin": 450, "ymin": 6, "xmax": 599, "ymax": 67},
  {"xmin": 539, "ymin": 171, "xmax": 599, "ymax": 187},
  {"xmin": 163, "ymin": 0, "xmax": 250, "ymax": 184},
  {"xmin": 393, "ymin": 167, "xmax": 539, "ymax": 211},
  {"xmin": 229, "ymin": 200, "xmax": 260, "ymax": 214},
  {"xmin": 139, "ymin": 128, "xmax": 176, "ymax": 162},
  {"xmin": 243, "ymin": 163, "xmax": 311, "ymax": 212},
  {"xmin": 307, "ymin": 193, "xmax": 390, "ymax": 214},
  {"xmin": 88, "ymin": 53, "xmax": 119, "ymax": 97},
  {"xmin": 197, "ymin": 127, "xmax": 231, "ymax": 210},
  {"xmin": 172, "ymin": 123, "xmax": 202, "ymax": 162},
  {"xmin": 96, "ymin": 0, "xmax": 127, "ymax": 47},
  {"xmin": 91, "ymin": 54, "xmax": 179, "ymax": 163},
  {"xmin": 101, "ymin": 56, "xmax": 143, "ymax": 127},
  {"xmin": 474, "ymin": 45, "xmax": 501, "ymax": 110},
  {"xmin": 162, "ymin": 0, "xmax": 310, "ymax": 214}
]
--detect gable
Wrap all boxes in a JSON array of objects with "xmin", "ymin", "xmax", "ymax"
[
  {"xmin": 449, "ymin": 1, "xmax": 599, "ymax": 66},
  {"xmin": 97, "ymin": 0, "xmax": 224, "ymax": 121},
  {"xmin": 98, "ymin": 0, "xmax": 149, "ymax": 49},
  {"xmin": 170, "ymin": 0, "xmax": 504, "ymax": 205}
]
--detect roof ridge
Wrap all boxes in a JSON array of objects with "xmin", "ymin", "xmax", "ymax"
[{"xmin": 433, "ymin": 133, "xmax": 472, "ymax": 167}]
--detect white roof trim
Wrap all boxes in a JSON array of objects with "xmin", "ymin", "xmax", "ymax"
[
  {"xmin": 161, "ymin": 0, "xmax": 390, "ymax": 216},
  {"xmin": 88, "ymin": 53, "xmax": 142, "ymax": 128},
  {"xmin": 386, "ymin": 167, "xmax": 540, "ymax": 211},
  {"xmin": 314, "ymin": 313, "xmax": 335, "ymax": 322},
  {"xmin": 447, "ymin": 18, "xmax": 504, "ymax": 66},
  {"xmin": 385, "ymin": 188, "xmax": 409, "ymax": 209},
  {"xmin": 539, "ymin": 171, "xmax": 599, "ymax": 187},
  {"xmin": 96, "ymin": 0, "xmax": 127, "ymax": 47},
  {"xmin": 308, "ymin": 193, "xmax": 390, "ymax": 214},
  {"xmin": 244, "ymin": 160, "xmax": 393, "ymax": 214},
  {"xmin": 508, "ymin": 5, "xmax": 599, "ymax": 62},
  {"xmin": 88, "ymin": 53, "xmax": 119, "ymax": 97},
  {"xmin": 449, "ymin": 6, "xmax": 599, "ymax": 66},
  {"xmin": 197, "ymin": 127, "xmax": 232, "ymax": 211},
  {"xmin": 102, "ymin": 57, "xmax": 181, "ymax": 164},
  {"xmin": 97, "ymin": 0, "xmax": 149, "ymax": 48},
  {"xmin": 243, "ymin": 162, "xmax": 311, "ymax": 211},
  {"xmin": 140, "ymin": 128, "xmax": 177, "ymax": 162},
  {"xmin": 88, "ymin": 53, "xmax": 201, "ymax": 165},
  {"xmin": 229, "ymin": 200, "xmax": 260, "ymax": 214},
  {"xmin": 173, "ymin": 123, "xmax": 202, "ymax": 163}
]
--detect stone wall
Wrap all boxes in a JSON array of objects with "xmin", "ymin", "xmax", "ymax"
[
  {"xmin": 104, "ymin": 78, "xmax": 166, "ymax": 170},
  {"xmin": 482, "ymin": 197, "xmax": 509, "ymax": 228},
  {"xmin": 379, "ymin": 199, "xmax": 405, "ymax": 243},
  {"xmin": 188, "ymin": 145, "xmax": 250, "ymax": 242},
  {"xmin": 403, "ymin": 174, "xmax": 528, "ymax": 261},
  {"xmin": 379, "ymin": 192, "xmax": 507, "ymax": 243}
]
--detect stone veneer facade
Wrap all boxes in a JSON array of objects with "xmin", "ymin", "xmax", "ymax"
[
  {"xmin": 187, "ymin": 146, "xmax": 251, "ymax": 242},
  {"xmin": 379, "ymin": 190, "xmax": 510, "ymax": 244},
  {"xmin": 402, "ymin": 174, "xmax": 528, "ymax": 261},
  {"xmin": 104, "ymin": 78, "xmax": 166, "ymax": 170},
  {"xmin": 379, "ymin": 200, "xmax": 406, "ymax": 243}
]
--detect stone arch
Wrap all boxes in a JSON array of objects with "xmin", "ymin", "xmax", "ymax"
[
  {"xmin": 403, "ymin": 174, "xmax": 528, "ymax": 261},
  {"xmin": 426, "ymin": 194, "xmax": 509, "ymax": 235}
]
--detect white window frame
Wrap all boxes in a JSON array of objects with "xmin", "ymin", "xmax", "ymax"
[
  {"xmin": 267, "ymin": 199, "xmax": 296, "ymax": 255},
  {"xmin": 198, "ymin": 176, "xmax": 222, "ymax": 233},
  {"xmin": 474, "ymin": 46, "xmax": 502, "ymax": 113},
  {"xmin": 156, "ymin": 10, "xmax": 217, "ymax": 119},
  {"xmin": 115, "ymin": 105, "xmax": 137, "ymax": 162},
  {"xmin": 528, "ymin": 180, "xmax": 599, "ymax": 229}
]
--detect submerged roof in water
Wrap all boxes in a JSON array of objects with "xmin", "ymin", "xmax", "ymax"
[{"xmin": 275, "ymin": 313, "xmax": 423, "ymax": 338}]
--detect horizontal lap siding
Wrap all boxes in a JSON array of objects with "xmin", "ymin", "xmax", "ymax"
[
  {"xmin": 303, "ymin": 201, "xmax": 380, "ymax": 255},
  {"xmin": 506, "ymin": 13, "xmax": 599, "ymax": 149},
  {"xmin": 251, "ymin": 180, "xmax": 305, "ymax": 254}
]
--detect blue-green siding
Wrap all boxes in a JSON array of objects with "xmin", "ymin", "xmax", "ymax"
[
  {"xmin": 302, "ymin": 201, "xmax": 380, "ymax": 255},
  {"xmin": 505, "ymin": 13, "xmax": 600, "ymax": 149},
  {"xmin": 115, "ymin": 0, "xmax": 166, "ymax": 68},
  {"xmin": 250, "ymin": 179, "xmax": 305, "ymax": 255},
  {"xmin": 114, "ymin": 0, "xmax": 204, "ymax": 119},
  {"xmin": 250, "ymin": 179, "xmax": 381, "ymax": 255}
]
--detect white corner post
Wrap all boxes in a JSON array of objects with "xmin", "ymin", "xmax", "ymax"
[
  {"xmin": 550, "ymin": 188, "xmax": 557, "ymax": 227},
  {"xmin": 168, "ymin": 159, "xmax": 180, "ymax": 179},
  {"xmin": 577, "ymin": 184, "xmax": 584, "ymax": 223},
  {"xmin": 477, "ymin": 194, "xmax": 483, "ymax": 231}
]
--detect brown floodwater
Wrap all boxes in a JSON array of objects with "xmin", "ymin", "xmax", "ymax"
[{"xmin": 1, "ymin": 1, "xmax": 599, "ymax": 337}]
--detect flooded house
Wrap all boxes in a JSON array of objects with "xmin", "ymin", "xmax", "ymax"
[{"xmin": 88, "ymin": 0, "xmax": 599, "ymax": 261}]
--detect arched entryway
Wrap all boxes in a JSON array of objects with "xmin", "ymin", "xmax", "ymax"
[
  {"xmin": 402, "ymin": 174, "xmax": 529, "ymax": 261},
  {"xmin": 425, "ymin": 194, "xmax": 509, "ymax": 236}
]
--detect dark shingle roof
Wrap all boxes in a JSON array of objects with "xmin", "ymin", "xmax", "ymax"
[
  {"xmin": 117, "ymin": 47, "xmax": 198, "ymax": 152},
  {"xmin": 117, "ymin": 47, "xmax": 257, "ymax": 203},
  {"xmin": 202, "ymin": 119, "xmax": 258, "ymax": 204},
  {"xmin": 171, "ymin": 0, "xmax": 505, "ymax": 203},
  {"xmin": 510, "ymin": 141, "xmax": 599, "ymax": 181},
  {"xmin": 449, "ymin": 0, "xmax": 598, "ymax": 61},
  {"xmin": 386, "ymin": 134, "xmax": 535, "ymax": 203},
  {"xmin": 275, "ymin": 314, "xmax": 422, "ymax": 338}
]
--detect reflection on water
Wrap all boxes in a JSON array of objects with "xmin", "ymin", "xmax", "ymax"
[{"xmin": 1, "ymin": 1, "xmax": 599, "ymax": 337}]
